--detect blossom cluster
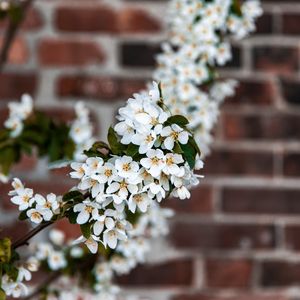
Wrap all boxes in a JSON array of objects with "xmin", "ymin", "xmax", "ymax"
[
  {"xmin": 69, "ymin": 82, "xmax": 202, "ymax": 252},
  {"xmin": 154, "ymin": 0, "xmax": 262, "ymax": 156},
  {"xmin": 9, "ymin": 178, "xmax": 62, "ymax": 224},
  {"xmin": 1, "ymin": 257, "xmax": 39, "ymax": 298},
  {"xmin": 4, "ymin": 94, "xmax": 33, "ymax": 138}
]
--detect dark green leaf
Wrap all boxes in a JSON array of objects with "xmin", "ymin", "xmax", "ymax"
[
  {"xmin": 107, "ymin": 126, "xmax": 125, "ymax": 155},
  {"xmin": 181, "ymin": 143, "xmax": 197, "ymax": 169},
  {"xmin": 165, "ymin": 115, "xmax": 189, "ymax": 127},
  {"xmin": 126, "ymin": 143, "xmax": 139, "ymax": 157},
  {"xmin": 80, "ymin": 223, "xmax": 91, "ymax": 239},
  {"xmin": 63, "ymin": 191, "xmax": 84, "ymax": 202},
  {"xmin": 18, "ymin": 210, "xmax": 28, "ymax": 221},
  {"xmin": 173, "ymin": 142, "xmax": 184, "ymax": 154}
]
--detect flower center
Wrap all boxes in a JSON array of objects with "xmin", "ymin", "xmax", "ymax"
[
  {"xmin": 32, "ymin": 212, "xmax": 41, "ymax": 220},
  {"xmin": 22, "ymin": 195, "xmax": 30, "ymax": 203},
  {"xmin": 166, "ymin": 157, "xmax": 174, "ymax": 165},
  {"xmin": 119, "ymin": 180, "xmax": 128, "ymax": 189},
  {"xmin": 151, "ymin": 157, "xmax": 160, "ymax": 165},
  {"xmin": 146, "ymin": 134, "xmax": 154, "ymax": 143},
  {"xmin": 171, "ymin": 131, "xmax": 179, "ymax": 140},
  {"xmin": 85, "ymin": 206, "xmax": 93, "ymax": 214},
  {"xmin": 134, "ymin": 194, "xmax": 143, "ymax": 203},
  {"xmin": 122, "ymin": 163, "xmax": 131, "ymax": 172},
  {"xmin": 104, "ymin": 169, "xmax": 112, "ymax": 177}
]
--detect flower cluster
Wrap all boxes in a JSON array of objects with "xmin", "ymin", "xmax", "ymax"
[
  {"xmin": 69, "ymin": 102, "xmax": 94, "ymax": 162},
  {"xmin": 154, "ymin": 0, "xmax": 262, "ymax": 156},
  {"xmin": 1, "ymin": 258, "xmax": 39, "ymax": 298},
  {"xmin": 9, "ymin": 178, "xmax": 62, "ymax": 224},
  {"xmin": 69, "ymin": 82, "xmax": 202, "ymax": 252},
  {"xmin": 4, "ymin": 94, "xmax": 33, "ymax": 138}
]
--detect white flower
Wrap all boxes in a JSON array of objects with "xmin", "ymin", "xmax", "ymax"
[
  {"xmin": 73, "ymin": 200, "xmax": 100, "ymax": 224},
  {"xmin": 103, "ymin": 227, "xmax": 126, "ymax": 249},
  {"xmin": 114, "ymin": 156, "xmax": 139, "ymax": 179},
  {"xmin": 128, "ymin": 193, "xmax": 150, "ymax": 213},
  {"xmin": 49, "ymin": 229, "xmax": 65, "ymax": 246},
  {"xmin": 70, "ymin": 162, "xmax": 86, "ymax": 179},
  {"xmin": 161, "ymin": 124, "xmax": 189, "ymax": 150},
  {"xmin": 91, "ymin": 162, "xmax": 117, "ymax": 184},
  {"xmin": 163, "ymin": 153, "xmax": 184, "ymax": 175},
  {"xmin": 17, "ymin": 267, "xmax": 31, "ymax": 282},
  {"xmin": 48, "ymin": 251, "xmax": 67, "ymax": 271},
  {"xmin": 140, "ymin": 149, "xmax": 166, "ymax": 178},
  {"xmin": 93, "ymin": 215, "xmax": 115, "ymax": 236},
  {"xmin": 73, "ymin": 235, "xmax": 99, "ymax": 254},
  {"xmin": 0, "ymin": 172, "xmax": 9, "ymax": 183},
  {"xmin": 11, "ymin": 188, "xmax": 34, "ymax": 211},
  {"xmin": 35, "ymin": 193, "xmax": 60, "ymax": 220},
  {"xmin": 26, "ymin": 208, "xmax": 45, "ymax": 224},
  {"xmin": 172, "ymin": 185, "xmax": 191, "ymax": 200},
  {"xmin": 131, "ymin": 130, "xmax": 157, "ymax": 154}
]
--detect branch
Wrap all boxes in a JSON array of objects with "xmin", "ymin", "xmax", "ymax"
[
  {"xmin": 0, "ymin": 0, "xmax": 34, "ymax": 72},
  {"xmin": 12, "ymin": 221, "xmax": 53, "ymax": 250}
]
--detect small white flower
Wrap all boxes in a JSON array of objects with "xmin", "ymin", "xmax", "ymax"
[
  {"xmin": 91, "ymin": 162, "xmax": 117, "ymax": 184},
  {"xmin": 35, "ymin": 193, "xmax": 59, "ymax": 220},
  {"xmin": 26, "ymin": 208, "xmax": 45, "ymax": 224},
  {"xmin": 140, "ymin": 149, "xmax": 166, "ymax": 178},
  {"xmin": 163, "ymin": 153, "xmax": 184, "ymax": 175},
  {"xmin": 128, "ymin": 193, "xmax": 150, "ymax": 213},
  {"xmin": 103, "ymin": 228, "xmax": 126, "ymax": 249},
  {"xmin": 48, "ymin": 251, "xmax": 67, "ymax": 271},
  {"xmin": 49, "ymin": 229, "xmax": 65, "ymax": 246},
  {"xmin": 115, "ymin": 156, "xmax": 139, "ymax": 179},
  {"xmin": 11, "ymin": 188, "xmax": 33, "ymax": 211},
  {"xmin": 161, "ymin": 124, "xmax": 189, "ymax": 150},
  {"xmin": 70, "ymin": 162, "xmax": 86, "ymax": 179},
  {"xmin": 73, "ymin": 200, "xmax": 100, "ymax": 224}
]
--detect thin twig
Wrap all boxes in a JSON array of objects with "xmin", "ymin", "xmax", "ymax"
[
  {"xmin": 12, "ymin": 221, "xmax": 53, "ymax": 250},
  {"xmin": 0, "ymin": 0, "xmax": 34, "ymax": 72}
]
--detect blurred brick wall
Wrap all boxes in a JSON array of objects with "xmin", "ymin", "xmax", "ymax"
[{"xmin": 1, "ymin": 0, "xmax": 300, "ymax": 299}]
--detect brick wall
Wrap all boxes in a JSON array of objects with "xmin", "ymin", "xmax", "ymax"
[{"xmin": 1, "ymin": 0, "xmax": 300, "ymax": 299}]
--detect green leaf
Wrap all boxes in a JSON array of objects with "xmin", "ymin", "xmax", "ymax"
[
  {"xmin": 0, "ymin": 238, "xmax": 11, "ymax": 264},
  {"xmin": 107, "ymin": 127, "xmax": 125, "ymax": 155},
  {"xmin": 173, "ymin": 142, "xmax": 184, "ymax": 154},
  {"xmin": 18, "ymin": 210, "xmax": 28, "ymax": 221},
  {"xmin": 92, "ymin": 141, "xmax": 110, "ymax": 151},
  {"xmin": 67, "ymin": 211, "xmax": 77, "ymax": 224},
  {"xmin": 63, "ymin": 191, "xmax": 84, "ymax": 202},
  {"xmin": 181, "ymin": 142, "xmax": 197, "ymax": 169},
  {"xmin": 0, "ymin": 288, "xmax": 6, "ymax": 300},
  {"xmin": 189, "ymin": 136, "xmax": 201, "ymax": 156},
  {"xmin": 80, "ymin": 223, "xmax": 91, "ymax": 239},
  {"xmin": 165, "ymin": 115, "xmax": 189, "ymax": 127},
  {"xmin": 126, "ymin": 143, "xmax": 139, "ymax": 157}
]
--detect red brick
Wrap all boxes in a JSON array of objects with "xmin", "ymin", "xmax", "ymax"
[
  {"xmin": 205, "ymin": 259, "xmax": 253, "ymax": 288},
  {"xmin": 222, "ymin": 187, "xmax": 300, "ymax": 215},
  {"xmin": 172, "ymin": 294, "xmax": 287, "ymax": 300},
  {"xmin": 170, "ymin": 222, "xmax": 275, "ymax": 250},
  {"xmin": 285, "ymin": 226, "xmax": 300, "ymax": 251},
  {"xmin": 283, "ymin": 152, "xmax": 300, "ymax": 177},
  {"xmin": 221, "ymin": 112, "xmax": 300, "ymax": 141},
  {"xmin": 261, "ymin": 260, "xmax": 300, "ymax": 287},
  {"xmin": 281, "ymin": 77, "xmax": 300, "ymax": 105},
  {"xmin": 225, "ymin": 79, "xmax": 275, "ymax": 106},
  {"xmin": 11, "ymin": 154, "xmax": 37, "ymax": 173},
  {"xmin": 55, "ymin": 6, "xmax": 118, "ymax": 33},
  {"xmin": 55, "ymin": 219, "xmax": 81, "ymax": 240},
  {"xmin": 255, "ymin": 13, "xmax": 274, "ymax": 35},
  {"xmin": 0, "ymin": 73, "xmax": 37, "ymax": 99},
  {"xmin": 282, "ymin": 13, "xmax": 300, "ymax": 35},
  {"xmin": 204, "ymin": 149, "xmax": 274, "ymax": 177},
  {"xmin": 117, "ymin": 8, "xmax": 161, "ymax": 33},
  {"xmin": 118, "ymin": 259, "xmax": 193, "ymax": 286},
  {"xmin": 38, "ymin": 39, "xmax": 105, "ymax": 66},
  {"xmin": 57, "ymin": 75, "xmax": 147, "ymax": 101},
  {"xmin": 253, "ymin": 46, "xmax": 299, "ymax": 74},
  {"xmin": 163, "ymin": 185, "xmax": 213, "ymax": 214},
  {"xmin": 0, "ymin": 36, "xmax": 28, "ymax": 64}
]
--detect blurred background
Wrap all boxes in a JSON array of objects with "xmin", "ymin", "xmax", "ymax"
[{"xmin": 1, "ymin": 0, "xmax": 300, "ymax": 299}]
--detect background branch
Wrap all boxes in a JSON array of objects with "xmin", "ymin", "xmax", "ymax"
[{"xmin": 0, "ymin": 0, "xmax": 34, "ymax": 72}]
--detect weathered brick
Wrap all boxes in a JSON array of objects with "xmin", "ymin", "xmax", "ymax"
[
  {"xmin": 283, "ymin": 153, "xmax": 300, "ymax": 177},
  {"xmin": 261, "ymin": 261, "xmax": 300, "ymax": 287},
  {"xmin": 253, "ymin": 46, "xmax": 299, "ymax": 74},
  {"xmin": 55, "ymin": 6, "xmax": 118, "ymax": 33},
  {"xmin": 163, "ymin": 185, "xmax": 213, "ymax": 214},
  {"xmin": 0, "ymin": 221, "xmax": 29, "ymax": 242},
  {"xmin": 121, "ymin": 43, "xmax": 160, "ymax": 67},
  {"xmin": 118, "ymin": 259, "xmax": 194, "ymax": 286},
  {"xmin": 57, "ymin": 75, "xmax": 147, "ymax": 101},
  {"xmin": 38, "ymin": 39, "xmax": 105, "ymax": 66},
  {"xmin": 285, "ymin": 226, "xmax": 300, "ymax": 251},
  {"xmin": 205, "ymin": 259, "xmax": 253, "ymax": 288},
  {"xmin": 170, "ymin": 222, "xmax": 275, "ymax": 250},
  {"xmin": 282, "ymin": 13, "xmax": 300, "ymax": 35},
  {"xmin": 222, "ymin": 187, "xmax": 300, "ymax": 215},
  {"xmin": 281, "ymin": 77, "xmax": 300, "ymax": 105},
  {"xmin": 204, "ymin": 149, "xmax": 274, "ymax": 176},
  {"xmin": 225, "ymin": 79, "xmax": 275, "ymax": 106},
  {"xmin": 221, "ymin": 112, "xmax": 300, "ymax": 141},
  {"xmin": 0, "ymin": 73, "xmax": 37, "ymax": 99}
]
